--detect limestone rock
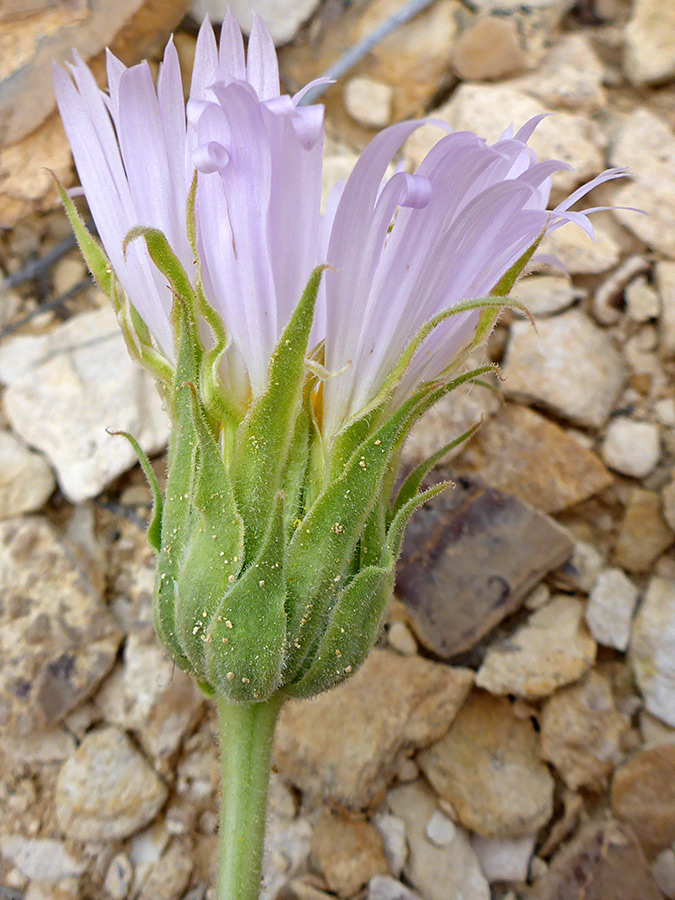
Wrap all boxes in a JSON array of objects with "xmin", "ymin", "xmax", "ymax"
[
  {"xmin": 533, "ymin": 818, "xmax": 663, "ymax": 900},
  {"xmin": 514, "ymin": 274, "xmax": 577, "ymax": 317},
  {"xmin": 612, "ymin": 745, "xmax": 675, "ymax": 856},
  {"xmin": 397, "ymin": 476, "xmax": 573, "ymax": 657},
  {"xmin": 137, "ymin": 841, "xmax": 193, "ymax": 900},
  {"xmin": 274, "ymin": 649, "xmax": 473, "ymax": 808},
  {"xmin": 614, "ymin": 489, "xmax": 674, "ymax": 573},
  {"xmin": 630, "ymin": 577, "xmax": 675, "ymax": 727},
  {"xmin": 372, "ymin": 812, "xmax": 407, "ymax": 878},
  {"xmin": 0, "ymin": 308, "xmax": 169, "ymax": 503},
  {"xmin": 540, "ymin": 672, "xmax": 627, "ymax": 790},
  {"xmin": 0, "ymin": 430, "xmax": 54, "ymax": 519},
  {"xmin": 664, "ymin": 479, "xmax": 675, "ymax": 533},
  {"xmin": 344, "ymin": 76, "xmax": 393, "ymax": 129},
  {"xmin": 512, "ymin": 33, "xmax": 606, "ymax": 111},
  {"xmin": 280, "ymin": 0, "xmax": 460, "ymax": 130},
  {"xmin": 55, "ymin": 726, "xmax": 167, "ymax": 840},
  {"xmin": 451, "ymin": 16, "xmax": 528, "ymax": 81},
  {"xmin": 418, "ymin": 693, "xmax": 554, "ymax": 838},
  {"xmin": 471, "ymin": 833, "xmax": 537, "ymax": 883},
  {"xmin": 611, "ymin": 109, "xmax": 675, "ymax": 260},
  {"xmin": 502, "ymin": 310, "xmax": 626, "ymax": 428},
  {"xmin": 95, "ymin": 629, "xmax": 204, "ymax": 765},
  {"xmin": 0, "ymin": 0, "xmax": 189, "ymax": 145},
  {"xmin": 652, "ymin": 849, "xmax": 675, "ymax": 899},
  {"xmin": 310, "ymin": 812, "xmax": 389, "ymax": 896},
  {"xmin": 0, "ymin": 516, "xmax": 120, "ymax": 737},
  {"xmin": 542, "ymin": 222, "xmax": 621, "ymax": 275},
  {"xmin": 457, "ymin": 404, "xmax": 613, "ymax": 514},
  {"xmin": 0, "ymin": 836, "xmax": 85, "ymax": 881},
  {"xmin": 192, "ymin": 0, "xmax": 319, "ymax": 44},
  {"xmin": 368, "ymin": 876, "xmax": 422, "ymax": 900},
  {"xmin": 406, "ymin": 84, "xmax": 605, "ymax": 195},
  {"xmin": 475, "ymin": 596, "xmax": 597, "ymax": 699},
  {"xmin": 601, "ymin": 417, "xmax": 660, "ymax": 478},
  {"xmin": 402, "ymin": 371, "xmax": 501, "ymax": 470},
  {"xmin": 656, "ymin": 261, "xmax": 675, "ymax": 357},
  {"xmin": 625, "ymin": 276, "xmax": 660, "ymax": 322},
  {"xmin": 586, "ymin": 567, "xmax": 639, "ymax": 651},
  {"xmin": 0, "ymin": 114, "xmax": 73, "ymax": 229},
  {"xmin": 387, "ymin": 780, "xmax": 489, "ymax": 900},
  {"xmin": 624, "ymin": 0, "xmax": 675, "ymax": 85}
]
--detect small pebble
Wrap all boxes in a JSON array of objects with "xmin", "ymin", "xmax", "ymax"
[{"xmin": 601, "ymin": 417, "xmax": 660, "ymax": 479}]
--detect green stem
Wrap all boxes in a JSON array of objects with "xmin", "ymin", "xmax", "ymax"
[{"xmin": 216, "ymin": 694, "xmax": 284, "ymax": 900}]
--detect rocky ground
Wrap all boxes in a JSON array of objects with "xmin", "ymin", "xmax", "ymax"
[{"xmin": 1, "ymin": 0, "xmax": 675, "ymax": 898}]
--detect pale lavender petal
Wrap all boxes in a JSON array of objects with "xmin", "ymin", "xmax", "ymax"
[
  {"xmin": 218, "ymin": 7, "xmax": 246, "ymax": 81},
  {"xmin": 191, "ymin": 18, "xmax": 219, "ymax": 102},
  {"xmin": 246, "ymin": 12, "xmax": 280, "ymax": 100}
]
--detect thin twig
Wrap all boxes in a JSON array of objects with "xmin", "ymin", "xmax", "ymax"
[
  {"xmin": 0, "ymin": 277, "xmax": 93, "ymax": 341},
  {"xmin": 297, "ymin": 0, "xmax": 439, "ymax": 105}
]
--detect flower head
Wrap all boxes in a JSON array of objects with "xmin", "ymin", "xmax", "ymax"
[{"xmin": 53, "ymin": 14, "xmax": 625, "ymax": 702}]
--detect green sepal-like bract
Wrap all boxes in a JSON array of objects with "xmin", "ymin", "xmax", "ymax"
[{"xmin": 104, "ymin": 220, "xmax": 541, "ymax": 704}]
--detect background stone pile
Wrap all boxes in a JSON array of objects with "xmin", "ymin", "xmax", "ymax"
[{"xmin": 1, "ymin": 0, "xmax": 675, "ymax": 898}]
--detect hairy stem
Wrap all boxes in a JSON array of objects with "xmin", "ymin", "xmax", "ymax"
[{"xmin": 216, "ymin": 693, "xmax": 284, "ymax": 900}]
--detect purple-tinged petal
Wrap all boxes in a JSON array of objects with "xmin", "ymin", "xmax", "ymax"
[
  {"xmin": 191, "ymin": 18, "xmax": 219, "ymax": 102},
  {"xmin": 218, "ymin": 7, "xmax": 246, "ymax": 81},
  {"xmin": 246, "ymin": 12, "xmax": 280, "ymax": 100}
]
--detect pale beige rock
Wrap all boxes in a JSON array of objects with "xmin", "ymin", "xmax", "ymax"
[
  {"xmin": 138, "ymin": 841, "xmax": 193, "ymax": 900},
  {"xmin": 586, "ymin": 567, "xmax": 639, "ymax": 651},
  {"xmin": 533, "ymin": 818, "xmax": 663, "ymax": 900},
  {"xmin": 55, "ymin": 726, "xmax": 167, "ymax": 840},
  {"xmin": 625, "ymin": 276, "xmax": 660, "ymax": 323},
  {"xmin": 0, "ymin": 836, "xmax": 85, "ymax": 881},
  {"xmin": 614, "ymin": 489, "xmax": 674, "ymax": 573},
  {"xmin": 471, "ymin": 833, "xmax": 537, "ymax": 883},
  {"xmin": 406, "ymin": 84, "xmax": 605, "ymax": 195},
  {"xmin": 387, "ymin": 780, "xmax": 489, "ymax": 900},
  {"xmin": 656, "ymin": 261, "xmax": 675, "ymax": 357},
  {"xmin": 475, "ymin": 597, "xmax": 597, "ymax": 699},
  {"xmin": 104, "ymin": 853, "xmax": 133, "ymax": 900},
  {"xmin": 652, "ymin": 848, "xmax": 675, "ymax": 899},
  {"xmin": 611, "ymin": 109, "xmax": 675, "ymax": 260},
  {"xmin": 457, "ymin": 404, "xmax": 613, "ymax": 514},
  {"xmin": 419, "ymin": 693, "xmax": 554, "ymax": 838},
  {"xmin": 274, "ymin": 649, "xmax": 474, "ymax": 808},
  {"xmin": 311, "ymin": 812, "xmax": 389, "ymax": 896},
  {"xmin": 512, "ymin": 33, "xmax": 606, "ymax": 111},
  {"xmin": 663, "ymin": 480, "xmax": 675, "ymax": 533},
  {"xmin": 502, "ymin": 310, "xmax": 626, "ymax": 428},
  {"xmin": 0, "ymin": 308, "xmax": 170, "ymax": 503},
  {"xmin": 344, "ymin": 76, "xmax": 394, "ymax": 129},
  {"xmin": 280, "ymin": 0, "xmax": 460, "ymax": 126},
  {"xmin": 630, "ymin": 577, "xmax": 675, "ymax": 727},
  {"xmin": 94, "ymin": 629, "xmax": 204, "ymax": 764},
  {"xmin": 624, "ymin": 0, "xmax": 675, "ymax": 85},
  {"xmin": 0, "ymin": 0, "xmax": 189, "ymax": 145},
  {"xmin": 402, "ymin": 368, "xmax": 501, "ymax": 470},
  {"xmin": 0, "ymin": 516, "xmax": 120, "ymax": 738},
  {"xmin": 540, "ymin": 672, "xmax": 627, "ymax": 790},
  {"xmin": 0, "ymin": 430, "xmax": 54, "ymax": 519},
  {"xmin": 452, "ymin": 16, "xmax": 528, "ymax": 80},
  {"xmin": 514, "ymin": 274, "xmax": 577, "ymax": 317},
  {"xmin": 601, "ymin": 417, "xmax": 661, "ymax": 478},
  {"xmin": 612, "ymin": 745, "xmax": 675, "ymax": 856},
  {"xmin": 542, "ymin": 223, "xmax": 621, "ymax": 275}
]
